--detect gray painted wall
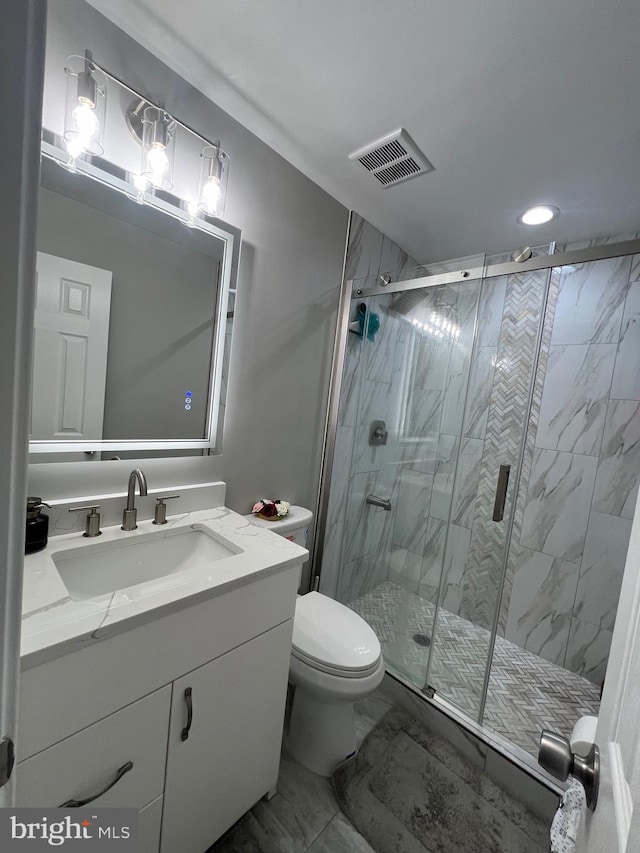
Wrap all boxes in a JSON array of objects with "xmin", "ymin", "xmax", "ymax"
[{"xmin": 31, "ymin": 0, "xmax": 349, "ymax": 566}]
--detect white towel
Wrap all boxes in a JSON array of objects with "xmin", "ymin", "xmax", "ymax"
[{"xmin": 550, "ymin": 779, "xmax": 586, "ymax": 853}]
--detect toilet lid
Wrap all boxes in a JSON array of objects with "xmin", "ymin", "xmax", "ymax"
[{"xmin": 292, "ymin": 592, "xmax": 381, "ymax": 673}]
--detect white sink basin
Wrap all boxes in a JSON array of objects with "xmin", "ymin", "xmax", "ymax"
[{"xmin": 52, "ymin": 526, "xmax": 239, "ymax": 601}]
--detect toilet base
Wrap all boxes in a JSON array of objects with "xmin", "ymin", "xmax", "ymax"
[{"xmin": 284, "ymin": 686, "xmax": 358, "ymax": 777}]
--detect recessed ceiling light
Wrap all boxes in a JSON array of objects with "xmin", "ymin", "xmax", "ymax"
[{"xmin": 518, "ymin": 205, "xmax": 559, "ymax": 226}]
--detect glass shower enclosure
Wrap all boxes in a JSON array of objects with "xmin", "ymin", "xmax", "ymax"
[{"xmin": 318, "ymin": 240, "xmax": 639, "ymax": 759}]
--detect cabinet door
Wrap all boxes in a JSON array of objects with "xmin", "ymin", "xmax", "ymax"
[{"xmin": 161, "ymin": 620, "xmax": 293, "ymax": 853}]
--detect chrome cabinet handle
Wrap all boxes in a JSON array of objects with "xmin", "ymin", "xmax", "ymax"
[
  {"xmin": 492, "ymin": 464, "xmax": 511, "ymax": 522},
  {"xmin": 181, "ymin": 687, "xmax": 193, "ymax": 741},
  {"xmin": 59, "ymin": 760, "xmax": 133, "ymax": 807}
]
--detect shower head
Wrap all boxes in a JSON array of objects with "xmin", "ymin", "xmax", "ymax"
[{"xmin": 389, "ymin": 288, "xmax": 429, "ymax": 316}]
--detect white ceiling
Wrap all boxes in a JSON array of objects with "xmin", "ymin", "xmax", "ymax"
[{"xmin": 86, "ymin": 0, "xmax": 640, "ymax": 263}]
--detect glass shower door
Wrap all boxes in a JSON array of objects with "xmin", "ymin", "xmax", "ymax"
[
  {"xmin": 424, "ymin": 266, "xmax": 553, "ymax": 720},
  {"xmin": 324, "ymin": 256, "xmax": 554, "ymax": 726},
  {"xmin": 329, "ymin": 273, "xmax": 484, "ymax": 693}
]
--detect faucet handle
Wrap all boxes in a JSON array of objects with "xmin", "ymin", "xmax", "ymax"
[
  {"xmin": 69, "ymin": 505, "xmax": 102, "ymax": 538},
  {"xmin": 153, "ymin": 495, "xmax": 180, "ymax": 525}
]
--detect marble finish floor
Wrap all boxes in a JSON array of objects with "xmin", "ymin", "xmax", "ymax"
[
  {"xmin": 208, "ymin": 695, "xmax": 393, "ymax": 853},
  {"xmin": 334, "ymin": 705, "xmax": 548, "ymax": 852},
  {"xmin": 349, "ymin": 582, "xmax": 600, "ymax": 756}
]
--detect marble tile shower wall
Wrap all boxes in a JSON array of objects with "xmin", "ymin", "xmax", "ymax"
[
  {"xmin": 319, "ymin": 214, "xmax": 419, "ymax": 601},
  {"xmin": 387, "ymin": 280, "xmax": 481, "ymax": 606},
  {"xmin": 504, "ymin": 253, "xmax": 640, "ymax": 685}
]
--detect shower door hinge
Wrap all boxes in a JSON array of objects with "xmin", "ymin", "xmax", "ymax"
[{"xmin": 422, "ymin": 685, "xmax": 436, "ymax": 700}]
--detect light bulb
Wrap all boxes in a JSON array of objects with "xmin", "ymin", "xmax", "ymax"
[
  {"xmin": 133, "ymin": 173, "xmax": 148, "ymax": 193},
  {"xmin": 519, "ymin": 205, "xmax": 559, "ymax": 226},
  {"xmin": 146, "ymin": 144, "xmax": 169, "ymax": 187},
  {"xmin": 202, "ymin": 177, "xmax": 221, "ymax": 214},
  {"xmin": 65, "ymin": 101, "xmax": 100, "ymax": 164},
  {"xmin": 65, "ymin": 136, "xmax": 87, "ymax": 160},
  {"xmin": 131, "ymin": 173, "xmax": 148, "ymax": 203},
  {"xmin": 185, "ymin": 200, "xmax": 199, "ymax": 227},
  {"xmin": 72, "ymin": 101, "xmax": 100, "ymax": 138}
]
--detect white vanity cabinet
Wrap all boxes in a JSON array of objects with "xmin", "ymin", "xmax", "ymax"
[
  {"xmin": 162, "ymin": 621, "xmax": 292, "ymax": 853},
  {"xmin": 17, "ymin": 562, "xmax": 300, "ymax": 853}
]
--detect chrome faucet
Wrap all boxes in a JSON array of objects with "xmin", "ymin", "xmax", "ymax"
[{"xmin": 121, "ymin": 468, "xmax": 148, "ymax": 531}]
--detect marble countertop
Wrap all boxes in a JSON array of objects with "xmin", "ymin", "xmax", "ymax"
[{"xmin": 21, "ymin": 506, "xmax": 308, "ymax": 669}]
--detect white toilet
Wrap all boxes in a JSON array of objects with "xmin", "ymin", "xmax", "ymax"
[{"xmin": 244, "ymin": 506, "xmax": 385, "ymax": 776}]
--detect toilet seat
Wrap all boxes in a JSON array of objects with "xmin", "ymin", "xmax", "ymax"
[
  {"xmin": 291, "ymin": 645, "xmax": 381, "ymax": 678},
  {"xmin": 292, "ymin": 592, "xmax": 381, "ymax": 678}
]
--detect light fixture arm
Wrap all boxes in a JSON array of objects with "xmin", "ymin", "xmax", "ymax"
[{"xmin": 76, "ymin": 50, "xmax": 98, "ymax": 107}]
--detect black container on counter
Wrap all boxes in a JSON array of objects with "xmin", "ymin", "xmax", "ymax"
[{"xmin": 25, "ymin": 497, "xmax": 51, "ymax": 554}]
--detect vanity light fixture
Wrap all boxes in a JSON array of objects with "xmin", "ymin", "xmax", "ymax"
[
  {"xmin": 56, "ymin": 53, "xmax": 230, "ymax": 224},
  {"xmin": 198, "ymin": 142, "xmax": 227, "ymax": 217},
  {"xmin": 126, "ymin": 99, "xmax": 176, "ymax": 193},
  {"xmin": 63, "ymin": 51, "xmax": 106, "ymax": 170},
  {"xmin": 518, "ymin": 205, "xmax": 559, "ymax": 226}
]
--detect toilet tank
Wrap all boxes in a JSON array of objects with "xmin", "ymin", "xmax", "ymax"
[{"xmin": 243, "ymin": 505, "xmax": 313, "ymax": 548}]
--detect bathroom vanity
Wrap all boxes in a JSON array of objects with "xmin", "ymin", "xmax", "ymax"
[{"xmin": 17, "ymin": 505, "xmax": 306, "ymax": 853}]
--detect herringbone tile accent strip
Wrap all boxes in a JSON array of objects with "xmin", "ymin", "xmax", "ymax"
[
  {"xmin": 349, "ymin": 582, "xmax": 600, "ymax": 756},
  {"xmin": 459, "ymin": 269, "xmax": 551, "ymax": 629},
  {"xmin": 497, "ymin": 267, "xmax": 561, "ymax": 633}
]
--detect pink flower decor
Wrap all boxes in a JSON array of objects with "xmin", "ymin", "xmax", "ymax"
[{"xmin": 252, "ymin": 499, "xmax": 291, "ymax": 519}]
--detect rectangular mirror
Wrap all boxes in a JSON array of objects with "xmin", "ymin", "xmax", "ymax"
[{"xmin": 30, "ymin": 153, "xmax": 240, "ymax": 458}]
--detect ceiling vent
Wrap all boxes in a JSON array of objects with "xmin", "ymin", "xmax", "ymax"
[{"xmin": 349, "ymin": 129, "xmax": 434, "ymax": 188}]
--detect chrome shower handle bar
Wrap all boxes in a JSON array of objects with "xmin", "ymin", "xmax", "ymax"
[{"xmin": 492, "ymin": 465, "xmax": 511, "ymax": 522}]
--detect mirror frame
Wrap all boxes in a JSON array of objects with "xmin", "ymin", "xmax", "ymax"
[{"xmin": 30, "ymin": 140, "xmax": 241, "ymax": 456}]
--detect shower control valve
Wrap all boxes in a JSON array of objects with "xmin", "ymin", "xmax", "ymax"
[{"xmin": 369, "ymin": 419, "xmax": 388, "ymax": 446}]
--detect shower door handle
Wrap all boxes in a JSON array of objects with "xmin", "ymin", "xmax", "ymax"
[{"xmin": 492, "ymin": 465, "xmax": 511, "ymax": 522}]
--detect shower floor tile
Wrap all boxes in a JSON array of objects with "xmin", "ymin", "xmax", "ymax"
[{"xmin": 348, "ymin": 581, "xmax": 600, "ymax": 756}]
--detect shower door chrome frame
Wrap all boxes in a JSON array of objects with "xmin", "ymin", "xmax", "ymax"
[
  {"xmin": 310, "ymin": 212, "xmax": 355, "ymax": 587},
  {"xmin": 353, "ymin": 238, "xmax": 640, "ymax": 299}
]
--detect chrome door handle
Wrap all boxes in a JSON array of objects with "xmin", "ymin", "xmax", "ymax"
[
  {"xmin": 59, "ymin": 761, "xmax": 134, "ymax": 807},
  {"xmin": 538, "ymin": 730, "xmax": 599, "ymax": 811}
]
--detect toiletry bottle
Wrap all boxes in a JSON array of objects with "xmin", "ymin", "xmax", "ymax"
[{"xmin": 25, "ymin": 497, "xmax": 51, "ymax": 554}]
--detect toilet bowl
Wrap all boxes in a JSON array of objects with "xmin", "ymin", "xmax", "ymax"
[
  {"xmin": 285, "ymin": 591, "xmax": 384, "ymax": 776},
  {"xmin": 243, "ymin": 507, "xmax": 385, "ymax": 776}
]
